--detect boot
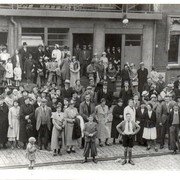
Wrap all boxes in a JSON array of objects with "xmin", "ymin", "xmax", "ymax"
[
  {"xmin": 122, "ymin": 150, "xmax": 127, "ymax": 165},
  {"xmin": 92, "ymin": 157, "xmax": 98, "ymax": 164},
  {"xmin": 128, "ymin": 150, "xmax": 135, "ymax": 165}
]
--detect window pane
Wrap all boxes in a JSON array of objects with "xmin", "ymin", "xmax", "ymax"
[
  {"xmin": 22, "ymin": 28, "xmax": 44, "ymax": 33},
  {"xmin": 168, "ymin": 35, "xmax": 179, "ymax": 63},
  {"xmin": 125, "ymin": 41, "xmax": 141, "ymax": 46},
  {"xmin": 126, "ymin": 34, "xmax": 141, "ymax": 40},
  {"xmin": 48, "ymin": 28, "xmax": 69, "ymax": 33},
  {"xmin": 48, "ymin": 34, "xmax": 68, "ymax": 39}
]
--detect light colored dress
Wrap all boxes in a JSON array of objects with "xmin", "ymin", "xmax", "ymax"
[
  {"xmin": 51, "ymin": 112, "xmax": 65, "ymax": 150},
  {"xmin": 52, "ymin": 49, "xmax": 62, "ymax": 66},
  {"xmin": 100, "ymin": 56, "xmax": 108, "ymax": 69},
  {"xmin": 5, "ymin": 62, "xmax": 13, "ymax": 78},
  {"xmin": 95, "ymin": 104, "xmax": 110, "ymax": 142},
  {"xmin": 64, "ymin": 107, "xmax": 78, "ymax": 146},
  {"xmin": 14, "ymin": 67, "xmax": 22, "ymax": 81},
  {"xmin": 70, "ymin": 61, "xmax": 80, "ymax": 87},
  {"xmin": 7, "ymin": 106, "xmax": 20, "ymax": 141},
  {"xmin": 26, "ymin": 143, "xmax": 36, "ymax": 161}
]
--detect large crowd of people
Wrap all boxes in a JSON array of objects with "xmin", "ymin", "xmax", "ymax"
[{"xmin": 0, "ymin": 42, "xmax": 180, "ymax": 168}]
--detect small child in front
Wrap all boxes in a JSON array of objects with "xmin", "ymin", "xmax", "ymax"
[
  {"xmin": 82, "ymin": 115, "xmax": 98, "ymax": 164},
  {"xmin": 26, "ymin": 137, "xmax": 37, "ymax": 170},
  {"xmin": 116, "ymin": 113, "xmax": 140, "ymax": 165}
]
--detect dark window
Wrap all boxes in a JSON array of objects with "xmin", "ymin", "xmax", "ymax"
[
  {"xmin": 168, "ymin": 35, "xmax": 179, "ymax": 63},
  {"xmin": 125, "ymin": 34, "xmax": 141, "ymax": 46}
]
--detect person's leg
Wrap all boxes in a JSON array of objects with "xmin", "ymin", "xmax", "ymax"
[
  {"xmin": 147, "ymin": 140, "xmax": 151, "ymax": 150},
  {"xmin": 113, "ymin": 138, "xmax": 116, "ymax": 144},
  {"xmin": 71, "ymin": 146, "xmax": 76, "ymax": 153},
  {"xmin": 128, "ymin": 147, "xmax": 135, "ymax": 165},
  {"xmin": 153, "ymin": 140, "xmax": 158, "ymax": 151},
  {"xmin": 160, "ymin": 124, "xmax": 166, "ymax": 148},
  {"xmin": 91, "ymin": 142, "xmax": 98, "ymax": 163},
  {"xmin": 105, "ymin": 138, "xmax": 110, "ymax": 146},
  {"xmin": 122, "ymin": 147, "xmax": 128, "ymax": 165},
  {"xmin": 31, "ymin": 160, "xmax": 35, "ymax": 169},
  {"xmin": 82, "ymin": 141, "xmax": 89, "ymax": 163}
]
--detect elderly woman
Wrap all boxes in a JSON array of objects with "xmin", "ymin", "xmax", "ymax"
[
  {"xmin": 95, "ymin": 98, "xmax": 110, "ymax": 147},
  {"xmin": 64, "ymin": 99, "xmax": 79, "ymax": 153},
  {"xmin": 51, "ymin": 102, "xmax": 65, "ymax": 156}
]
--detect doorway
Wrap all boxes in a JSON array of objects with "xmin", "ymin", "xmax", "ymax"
[
  {"xmin": 0, "ymin": 32, "xmax": 7, "ymax": 48},
  {"xmin": 105, "ymin": 34, "xmax": 122, "ymax": 50}
]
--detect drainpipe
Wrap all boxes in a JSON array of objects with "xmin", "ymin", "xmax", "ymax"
[
  {"xmin": 152, "ymin": 20, "xmax": 157, "ymax": 68},
  {"xmin": 10, "ymin": 16, "xmax": 18, "ymax": 55}
]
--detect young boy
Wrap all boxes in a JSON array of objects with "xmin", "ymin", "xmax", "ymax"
[
  {"xmin": 82, "ymin": 115, "xmax": 98, "ymax": 164},
  {"xmin": 116, "ymin": 113, "xmax": 140, "ymax": 165}
]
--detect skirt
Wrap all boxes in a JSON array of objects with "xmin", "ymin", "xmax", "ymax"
[{"xmin": 142, "ymin": 127, "xmax": 157, "ymax": 140}]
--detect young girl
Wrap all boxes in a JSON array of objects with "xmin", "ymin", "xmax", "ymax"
[
  {"xmin": 26, "ymin": 137, "xmax": 37, "ymax": 170},
  {"xmin": 51, "ymin": 102, "xmax": 65, "ymax": 156},
  {"xmin": 5, "ymin": 58, "xmax": 13, "ymax": 86},
  {"xmin": 14, "ymin": 63, "xmax": 22, "ymax": 87}
]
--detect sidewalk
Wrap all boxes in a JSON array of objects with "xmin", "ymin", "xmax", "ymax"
[{"xmin": 0, "ymin": 142, "xmax": 172, "ymax": 169}]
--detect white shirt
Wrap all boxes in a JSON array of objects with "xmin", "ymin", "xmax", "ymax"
[
  {"xmin": 124, "ymin": 105, "xmax": 136, "ymax": 122},
  {"xmin": 124, "ymin": 121, "xmax": 133, "ymax": 135},
  {"xmin": 52, "ymin": 49, "xmax": 62, "ymax": 66}
]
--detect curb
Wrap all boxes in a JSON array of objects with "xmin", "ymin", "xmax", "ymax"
[{"xmin": 0, "ymin": 151, "xmax": 176, "ymax": 169}]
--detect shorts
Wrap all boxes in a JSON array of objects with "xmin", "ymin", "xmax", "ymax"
[{"xmin": 122, "ymin": 134, "xmax": 134, "ymax": 148}]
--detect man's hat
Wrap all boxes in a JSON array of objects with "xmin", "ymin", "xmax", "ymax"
[
  {"xmin": 23, "ymin": 42, "xmax": 27, "ymax": 46},
  {"xmin": 142, "ymin": 91, "xmax": 149, "ymax": 97},
  {"xmin": 102, "ymin": 52, "xmax": 106, "ymax": 55},
  {"xmin": 65, "ymin": 79, "xmax": 70, "ymax": 84},
  {"xmin": 150, "ymin": 94, "xmax": 157, "ymax": 99}
]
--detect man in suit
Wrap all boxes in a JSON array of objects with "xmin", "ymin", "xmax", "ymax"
[
  {"xmin": 169, "ymin": 104, "xmax": 180, "ymax": 154},
  {"xmin": 79, "ymin": 45, "xmax": 90, "ymax": 76},
  {"xmin": 61, "ymin": 79, "xmax": 74, "ymax": 100},
  {"xmin": 35, "ymin": 98, "xmax": 52, "ymax": 150},
  {"xmin": 116, "ymin": 113, "xmax": 140, "ymax": 165},
  {"xmin": 19, "ymin": 42, "xmax": 29, "ymax": 71},
  {"xmin": 160, "ymin": 95, "xmax": 174, "ymax": 149},
  {"xmin": 73, "ymin": 44, "xmax": 81, "ymax": 61},
  {"xmin": 79, "ymin": 94, "xmax": 95, "ymax": 148}
]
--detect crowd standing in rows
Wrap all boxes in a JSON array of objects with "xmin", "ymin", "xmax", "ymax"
[{"xmin": 0, "ymin": 42, "xmax": 179, "ymax": 169}]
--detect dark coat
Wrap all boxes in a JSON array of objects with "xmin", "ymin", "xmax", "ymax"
[
  {"xmin": 0, "ymin": 103, "xmax": 8, "ymax": 144},
  {"xmin": 121, "ymin": 69, "xmax": 130, "ymax": 86},
  {"xmin": 97, "ymin": 90, "xmax": 113, "ymax": 107},
  {"xmin": 61, "ymin": 87, "xmax": 74, "ymax": 100},
  {"xmin": 119, "ymin": 87, "xmax": 133, "ymax": 107},
  {"xmin": 73, "ymin": 48, "xmax": 81, "ymax": 61},
  {"xmin": 168, "ymin": 110, "xmax": 180, "ymax": 127},
  {"xmin": 144, "ymin": 110, "xmax": 156, "ymax": 128},
  {"xmin": 137, "ymin": 68, "xmax": 148, "ymax": 93},
  {"xmin": 174, "ymin": 89, "xmax": 180, "ymax": 101},
  {"xmin": 37, "ymin": 61, "xmax": 46, "ymax": 79},
  {"xmin": 24, "ymin": 59, "xmax": 34, "ymax": 79},
  {"xmin": 79, "ymin": 101, "xmax": 95, "ymax": 123},
  {"xmin": 19, "ymin": 104, "xmax": 35, "ymax": 143},
  {"xmin": 72, "ymin": 118, "xmax": 81, "ymax": 140},
  {"xmin": 84, "ymin": 122, "xmax": 97, "ymax": 142},
  {"xmin": 111, "ymin": 105, "xmax": 124, "ymax": 138},
  {"xmin": 33, "ymin": 49, "xmax": 44, "ymax": 62},
  {"xmin": 19, "ymin": 48, "xmax": 29, "ymax": 67},
  {"xmin": 174, "ymin": 80, "xmax": 180, "ymax": 90}
]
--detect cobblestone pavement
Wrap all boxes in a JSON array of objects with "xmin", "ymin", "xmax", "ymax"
[
  {"xmin": 0, "ymin": 139, "xmax": 172, "ymax": 169},
  {"xmin": 31, "ymin": 154, "xmax": 180, "ymax": 170}
]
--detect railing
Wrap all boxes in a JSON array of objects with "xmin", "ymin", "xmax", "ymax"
[{"xmin": 0, "ymin": 4, "xmax": 156, "ymax": 13}]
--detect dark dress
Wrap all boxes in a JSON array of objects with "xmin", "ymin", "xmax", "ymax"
[
  {"xmin": 137, "ymin": 68, "xmax": 148, "ymax": 94},
  {"xmin": 111, "ymin": 104, "xmax": 124, "ymax": 139},
  {"xmin": 106, "ymin": 67, "xmax": 117, "ymax": 93},
  {"xmin": 0, "ymin": 103, "xmax": 8, "ymax": 144},
  {"xmin": 97, "ymin": 89, "xmax": 113, "ymax": 107},
  {"xmin": 121, "ymin": 69, "xmax": 130, "ymax": 87},
  {"xmin": 119, "ymin": 87, "xmax": 133, "ymax": 107},
  {"xmin": 19, "ymin": 104, "xmax": 35, "ymax": 143},
  {"xmin": 136, "ymin": 107, "xmax": 147, "ymax": 145}
]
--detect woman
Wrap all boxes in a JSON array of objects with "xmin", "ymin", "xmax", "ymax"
[
  {"xmin": 64, "ymin": 99, "xmax": 79, "ymax": 153},
  {"xmin": 73, "ymin": 79, "xmax": 85, "ymax": 97},
  {"xmin": 100, "ymin": 52, "xmax": 108, "ymax": 71},
  {"xmin": 63, "ymin": 98, "xmax": 69, "ymax": 112},
  {"xmin": 106, "ymin": 62, "xmax": 117, "ymax": 93},
  {"xmin": 69, "ymin": 56, "xmax": 80, "ymax": 87},
  {"xmin": 95, "ymin": 98, "xmax": 110, "ymax": 147},
  {"xmin": 142, "ymin": 103, "xmax": 158, "ymax": 151},
  {"xmin": 7, "ymin": 100, "xmax": 20, "ymax": 149},
  {"xmin": 121, "ymin": 63, "xmax": 131, "ymax": 87},
  {"xmin": 12, "ymin": 49, "xmax": 23, "ymax": 70},
  {"xmin": 111, "ymin": 98, "xmax": 124, "ymax": 144},
  {"xmin": 51, "ymin": 102, "xmax": 65, "ymax": 156},
  {"xmin": 4, "ymin": 90, "xmax": 14, "ymax": 109}
]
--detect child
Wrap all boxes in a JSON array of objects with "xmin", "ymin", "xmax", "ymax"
[
  {"xmin": 5, "ymin": 58, "xmax": 13, "ymax": 86},
  {"xmin": 82, "ymin": 115, "xmax": 98, "ymax": 164},
  {"xmin": 26, "ymin": 137, "xmax": 37, "ymax": 170},
  {"xmin": 116, "ymin": 113, "xmax": 140, "ymax": 165},
  {"xmin": 14, "ymin": 63, "xmax": 22, "ymax": 87}
]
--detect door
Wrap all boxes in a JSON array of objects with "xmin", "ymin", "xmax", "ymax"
[{"xmin": 123, "ymin": 34, "xmax": 142, "ymax": 68}]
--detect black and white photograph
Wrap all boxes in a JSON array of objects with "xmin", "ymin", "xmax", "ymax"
[{"xmin": 0, "ymin": 2, "xmax": 179, "ymax": 179}]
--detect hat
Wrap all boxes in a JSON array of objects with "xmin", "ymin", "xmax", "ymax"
[
  {"xmin": 41, "ymin": 98, "xmax": 47, "ymax": 103},
  {"xmin": 86, "ymin": 86, "xmax": 92, "ymax": 89},
  {"xmin": 72, "ymin": 56, "xmax": 76, "ymax": 59},
  {"xmin": 150, "ymin": 94, "xmax": 157, "ymax": 99},
  {"xmin": 23, "ymin": 42, "xmax": 27, "ymax": 46},
  {"xmin": 65, "ymin": 79, "xmax": 70, "ymax": 84},
  {"xmin": 28, "ymin": 137, "xmax": 36, "ymax": 143},
  {"xmin": 158, "ymin": 74, "xmax": 164, "ymax": 79},
  {"xmin": 44, "ymin": 56, "xmax": 49, "ymax": 60},
  {"xmin": 130, "ymin": 63, "xmax": 134, "ymax": 67},
  {"xmin": 139, "ymin": 62, "xmax": 144, "ymax": 65},
  {"xmin": 91, "ymin": 59, "xmax": 95, "ymax": 63},
  {"xmin": 167, "ymin": 84, "xmax": 173, "ymax": 88},
  {"xmin": 117, "ymin": 98, "xmax": 123, "ymax": 103},
  {"xmin": 38, "ymin": 44, "xmax": 43, "ymax": 48},
  {"xmin": 142, "ymin": 91, "xmax": 149, "ymax": 97},
  {"xmin": 102, "ymin": 52, "xmax": 106, "ymax": 55}
]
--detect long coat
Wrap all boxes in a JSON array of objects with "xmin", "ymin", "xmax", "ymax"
[
  {"xmin": 19, "ymin": 104, "xmax": 35, "ymax": 143},
  {"xmin": 111, "ymin": 104, "xmax": 124, "ymax": 138},
  {"xmin": 97, "ymin": 90, "xmax": 113, "ymax": 107},
  {"xmin": 137, "ymin": 68, "xmax": 148, "ymax": 94},
  {"xmin": 79, "ymin": 101, "xmax": 95, "ymax": 123},
  {"xmin": 119, "ymin": 87, "xmax": 133, "ymax": 107},
  {"xmin": 24, "ymin": 59, "xmax": 34, "ymax": 80},
  {"xmin": 0, "ymin": 103, "xmax": 8, "ymax": 144}
]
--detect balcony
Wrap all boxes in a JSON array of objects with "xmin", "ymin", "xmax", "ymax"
[{"xmin": 0, "ymin": 4, "xmax": 156, "ymax": 13}]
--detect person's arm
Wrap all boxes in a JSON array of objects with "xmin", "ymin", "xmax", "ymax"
[
  {"xmin": 133, "ymin": 122, "xmax": 140, "ymax": 134},
  {"xmin": 79, "ymin": 103, "xmax": 88, "ymax": 122},
  {"xmin": 8, "ymin": 108, "xmax": 12, "ymax": 128},
  {"xmin": 83, "ymin": 124, "xmax": 89, "ymax": 137},
  {"xmin": 91, "ymin": 123, "xmax": 98, "ymax": 137},
  {"xmin": 116, "ymin": 122, "xmax": 123, "ymax": 134},
  {"xmin": 52, "ymin": 119, "xmax": 62, "ymax": 130}
]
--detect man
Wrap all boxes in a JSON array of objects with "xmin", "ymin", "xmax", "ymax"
[
  {"xmin": 19, "ymin": 42, "xmax": 29, "ymax": 71},
  {"xmin": 174, "ymin": 75, "xmax": 180, "ymax": 90},
  {"xmin": 80, "ymin": 45, "xmax": 90, "ymax": 76},
  {"xmin": 34, "ymin": 44, "xmax": 44, "ymax": 63},
  {"xmin": 18, "ymin": 90, "xmax": 28, "ymax": 106},
  {"xmin": 52, "ymin": 44, "xmax": 62, "ymax": 67},
  {"xmin": 115, "ymin": 47, "xmax": 121, "ymax": 72},
  {"xmin": 61, "ymin": 79, "xmax": 74, "ymax": 100},
  {"xmin": 124, "ymin": 99, "xmax": 136, "ymax": 122},
  {"xmin": 116, "ymin": 113, "xmax": 140, "ymax": 165},
  {"xmin": 137, "ymin": 62, "xmax": 148, "ymax": 95},
  {"xmin": 79, "ymin": 94, "xmax": 95, "ymax": 148},
  {"xmin": 87, "ymin": 59, "xmax": 97, "ymax": 81},
  {"xmin": 169, "ymin": 104, "xmax": 180, "ymax": 154},
  {"xmin": 156, "ymin": 74, "xmax": 166, "ymax": 94},
  {"xmin": 88, "ymin": 44, "xmax": 93, "ymax": 62},
  {"xmin": 160, "ymin": 95, "xmax": 174, "ymax": 149},
  {"xmin": 35, "ymin": 98, "xmax": 52, "ymax": 150},
  {"xmin": 73, "ymin": 44, "xmax": 81, "ymax": 61}
]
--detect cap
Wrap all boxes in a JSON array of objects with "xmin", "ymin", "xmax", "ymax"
[
  {"xmin": 65, "ymin": 79, "xmax": 70, "ymax": 84},
  {"xmin": 86, "ymin": 86, "xmax": 92, "ymax": 89},
  {"xmin": 94, "ymin": 53, "xmax": 98, "ymax": 56},
  {"xmin": 102, "ymin": 52, "xmax": 106, "ymax": 55},
  {"xmin": 167, "ymin": 84, "xmax": 173, "ymax": 88},
  {"xmin": 150, "ymin": 94, "xmax": 157, "ymax": 99},
  {"xmin": 55, "ymin": 44, "xmax": 59, "ymax": 48},
  {"xmin": 28, "ymin": 137, "xmax": 36, "ymax": 143},
  {"xmin": 69, "ymin": 99, "xmax": 75, "ymax": 105},
  {"xmin": 142, "ymin": 91, "xmax": 149, "ymax": 97},
  {"xmin": 72, "ymin": 56, "xmax": 76, "ymax": 59},
  {"xmin": 44, "ymin": 56, "xmax": 49, "ymax": 60},
  {"xmin": 139, "ymin": 62, "xmax": 144, "ymax": 65},
  {"xmin": 130, "ymin": 63, "xmax": 134, "ymax": 67}
]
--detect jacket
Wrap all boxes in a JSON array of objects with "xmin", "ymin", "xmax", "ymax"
[
  {"xmin": 169, "ymin": 110, "xmax": 180, "ymax": 127},
  {"xmin": 72, "ymin": 117, "xmax": 81, "ymax": 140},
  {"xmin": 84, "ymin": 122, "xmax": 97, "ymax": 142},
  {"xmin": 144, "ymin": 110, "xmax": 156, "ymax": 128}
]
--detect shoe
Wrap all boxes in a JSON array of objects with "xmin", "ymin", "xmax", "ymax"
[
  {"xmin": 105, "ymin": 142, "xmax": 110, "ymax": 146},
  {"xmin": 99, "ymin": 143, "xmax": 103, "ymax": 147},
  {"xmin": 71, "ymin": 149, "xmax": 76, "ymax": 153},
  {"xmin": 121, "ymin": 160, "xmax": 127, "ymax": 165},
  {"xmin": 59, "ymin": 152, "xmax": 62, "ymax": 156},
  {"xmin": 53, "ymin": 153, "xmax": 57, "ymax": 156},
  {"xmin": 128, "ymin": 160, "xmax": 135, "ymax": 165},
  {"xmin": 173, "ymin": 150, "xmax": 177, "ymax": 155},
  {"xmin": 67, "ymin": 149, "xmax": 71, "ymax": 154},
  {"xmin": 160, "ymin": 145, "xmax": 164, "ymax": 149},
  {"xmin": 80, "ymin": 146, "xmax": 84, "ymax": 149},
  {"xmin": 92, "ymin": 159, "xmax": 98, "ymax": 164},
  {"xmin": 113, "ymin": 141, "xmax": 116, "ymax": 145},
  {"xmin": 146, "ymin": 146, "xmax": 151, "ymax": 150},
  {"xmin": 3, "ymin": 144, "xmax": 7, "ymax": 149},
  {"xmin": 154, "ymin": 148, "xmax": 158, "ymax": 152},
  {"xmin": 82, "ymin": 159, "xmax": 87, "ymax": 164}
]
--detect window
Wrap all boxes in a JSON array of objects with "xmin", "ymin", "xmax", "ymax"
[
  {"xmin": 48, "ymin": 28, "xmax": 69, "ymax": 48},
  {"xmin": 125, "ymin": 34, "xmax": 141, "ymax": 46},
  {"xmin": 168, "ymin": 35, "xmax": 179, "ymax": 63}
]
